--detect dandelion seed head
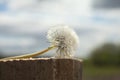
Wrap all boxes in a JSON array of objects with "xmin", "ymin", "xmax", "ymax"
[{"xmin": 47, "ymin": 25, "xmax": 79, "ymax": 58}]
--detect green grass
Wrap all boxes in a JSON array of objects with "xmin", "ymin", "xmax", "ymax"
[
  {"xmin": 83, "ymin": 60, "xmax": 120, "ymax": 80},
  {"xmin": 83, "ymin": 65, "xmax": 120, "ymax": 76},
  {"xmin": 83, "ymin": 60, "xmax": 120, "ymax": 76}
]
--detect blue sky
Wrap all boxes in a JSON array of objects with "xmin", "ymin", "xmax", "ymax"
[
  {"xmin": 0, "ymin": 0, "xmax": 120, "ymax": 58},
  {"xmin": 0, "ymin": 4, "xmax": 6, "ymax": 11}
]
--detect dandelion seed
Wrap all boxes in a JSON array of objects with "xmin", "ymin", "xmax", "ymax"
[{"xmin": 47, "ymin": 25, "xmax": 79, "ymax": 58}]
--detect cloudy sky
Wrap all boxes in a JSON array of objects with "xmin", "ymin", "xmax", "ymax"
[{"xmin": 0, "ymin": 0, "xmax": 120, "ymax": 58}]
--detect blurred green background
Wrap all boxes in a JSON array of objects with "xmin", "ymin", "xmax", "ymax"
[{"xmin": 83, "ymin": 42, "xmax": 120, "ymax": 80}]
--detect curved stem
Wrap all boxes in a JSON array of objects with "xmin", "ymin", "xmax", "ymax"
[{"xmin": 0, "ymin": 45, "xmax": 56, "ymax": 60}]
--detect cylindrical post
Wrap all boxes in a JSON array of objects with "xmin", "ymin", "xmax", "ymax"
[{"xmin": 0, "ymin": 58, "xmax": 82, "ymax": 80}]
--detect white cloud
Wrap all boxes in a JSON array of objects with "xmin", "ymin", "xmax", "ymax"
[
  {"xmin": 7, "ymin": 0, "xmax": 92, "ymax": 15},
  {"xmin": 7, "ymin": 0, "xmax": 35, "ymax": 11},
  {"xmin": 3, "ymin": 0, "xmax": 93, "ymax": 29}
]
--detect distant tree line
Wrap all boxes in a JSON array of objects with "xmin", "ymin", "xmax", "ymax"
[{"xmin": 90, "ymin": 43, "xmax": 120, "ymax": 67}]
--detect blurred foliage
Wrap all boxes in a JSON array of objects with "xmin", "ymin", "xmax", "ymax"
[
  {"xmin": 83, "ymin": 60, "xmax": 120, "ymax": 80},
  {"xmin": 0, "ymin": 51, "xmax": 4, "ymax": 58},
  {"xmin": 90, "ymin": 43, "xmax": 120, "ymax": 67}
]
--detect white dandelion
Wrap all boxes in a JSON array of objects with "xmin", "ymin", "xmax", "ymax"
[
  {"xmin": 0, "ymin": 25, "xmax": 79, "ymax": 60},
  {"xmin": 47, "ymin": 25, "xmax": 79, "ymax": 58}
]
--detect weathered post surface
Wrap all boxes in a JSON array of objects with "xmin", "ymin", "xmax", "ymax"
[{"xmin": 0, "ymin": 58, "xmax": 82, "ymax": 80}]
